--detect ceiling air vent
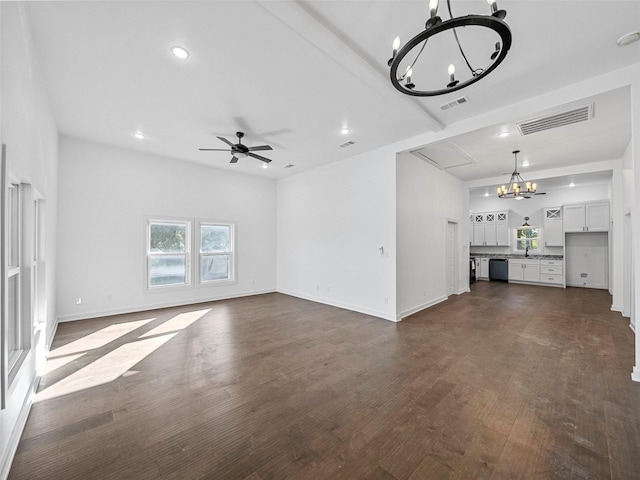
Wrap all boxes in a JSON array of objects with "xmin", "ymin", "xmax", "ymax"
[
  {"xmin": 339, "ymin": 140, "xmax": 355, "ymax": 148},
  {"xmin": 517, "ymin": 104, "xmax": 593, "ymax": 136},
  {"xmin": 440, "ymin": 96, "xmax": 469, "ymax": 110}
]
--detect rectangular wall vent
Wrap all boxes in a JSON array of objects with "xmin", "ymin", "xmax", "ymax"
[
  {"xmin": 517, "ymin": 104, "xmax": 593, "ymax": 136},
  {"xmin": 440, "ymin": 96, "xmax": 469, "ymax": 110},
  {"xmin": 339, "ymin": 140, "xmax": 355, "ymax": 148}
]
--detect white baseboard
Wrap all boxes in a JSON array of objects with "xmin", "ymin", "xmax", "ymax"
[
  {"xmin": 398, "ymin": 295, "xmax": 448, "ymax": 321},
  {"xmin": 0, "ymin": 377, "xmax": 37, "ymax": 480},
  {"xmin": 610, "ymin": 304, "xmax": 624, "ymax": 313},
  {"xmin": 632, "ymin": 366, "xmax": 640, "ymax": 383},
  {"xmin": 276, "ymin": 289, "xmax": 398, "ymax": 322},
  {"xmin": 56, "ymin": 289, "xmax": 276, "ymax": 323}
]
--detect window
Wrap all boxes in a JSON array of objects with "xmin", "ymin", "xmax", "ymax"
[
  {"xmin": 515, "ymin": 227, "xmax": 540, "ymax": 252},
  {"xmin": 147, "ymin": 220, "xmax": 191, "ymax": 288},
  {"xmin": 199, "ymin": 222, "xmax": 234, "ymax": 283},
  {"xmin": 7, "ymin": 183, "xmax": 27, "ymax": 374}
]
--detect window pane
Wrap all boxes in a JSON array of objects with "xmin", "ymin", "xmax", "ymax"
[
  {"xmin": 150, "ymin": 223, "xmax": 186, "ymax": 253},
  {"xmin": 201, "ymin": 225, "xmax": 230, "ymax": 253},
  {"xmin": 149, "ymin": 255, "xmax": 186, "ymax": 286},
  {"xmin": 201, "ymin": 255, "xmax": 229, "ymax": 281},
  {"xmin": 516, "ymin": 240, "xmax": 527, "ymax": 251},
  {"xmin": 8, "ymin": 274, "xmax": 19, "ymax": 353},
  {"xmin": 530, "ymin": 239, "xmax": 539, "ymax": 250}
]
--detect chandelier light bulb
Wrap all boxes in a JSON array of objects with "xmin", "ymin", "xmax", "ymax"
[
  {"xmin": 388, "ymin": 35, "xmax": 401, "ymax": 66},
  {"xmin": 429, "ymin": 0, "xmax": 439, "ymax": 16},
  {"xmin": 405, "ymin": 66, "xmax": 415, "ymax": 90},
  {"xmin": 427, "ymin": 0, "xmax": 441, "ymax": 27},
  {"xmin": 532, "ymin": 183, "xmax": 537, "ymax": 191},
  {"xmin": 392, "ymin": 36, "xmax": 400, "ymax": 54},
  {"xmin": 447, "ymin": 63, "xmax": 459, "ymax": 88}
]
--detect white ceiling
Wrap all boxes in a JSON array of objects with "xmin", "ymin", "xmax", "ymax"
[{"xmin": 23, "ymin": 1, "xmax": 640, "ymax": 184}]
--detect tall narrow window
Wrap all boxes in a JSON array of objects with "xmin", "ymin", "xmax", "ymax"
[
  {"xmin": 147, "ymin": 220, "xmax": 190, "ymax": 288},
  {"xmin": 7, "ymin": 184, "xmax": 22, "ymax": 370},
  {"xmin": 199, "ymin": 222, "xmax": 234, "ymax": 283}
]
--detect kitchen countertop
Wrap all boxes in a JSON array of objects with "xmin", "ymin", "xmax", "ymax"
[{"xmin": 470, "ymin": 253, "xmax": 563, "ymax": 260}]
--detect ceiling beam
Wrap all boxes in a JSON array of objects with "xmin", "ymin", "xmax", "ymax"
[{"xmin": 258, "ymin": 0, "xmax": 444, "ymax": 132}]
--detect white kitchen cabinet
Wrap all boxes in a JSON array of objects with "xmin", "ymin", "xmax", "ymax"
[
  {"xmin": 543, "ymin": 207, "xmax": 563, "ymax": 247},
  {"xmin": 469, "ymin": 211, "xmax": 510, "ymax": 246},
  {"xmin": 539, "ymin": 259, "xmax": 564, "ymax": 285},
  {"xmin": 508, "ymin": 259, "xmax": 540, "ymax": 283},
  {"xmin": 478, "ymin": 258, "xmax": 489, "ymax": 279},
  {"xmin": 563, "ymin": 202, "xmax": 610, "ymax": 233}
]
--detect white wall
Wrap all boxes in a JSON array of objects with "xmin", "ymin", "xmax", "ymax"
[
  {"xmin": 396, "ymin": 152, "xmax": 468, "ymax": 318},
  {"xmin": 0, "ymin": 2, "xmax": 59, "ymax": 477},
  {"xmin": 56, "ymin": 137, "xmax": 277, "ymax": 321},
  {"xmin": 277, "ymin": 146, "xmax": 397, "ymax": 321},
  {"xmin": 470, "ymin": 183, "xmax": 611, "ymax": 215}
]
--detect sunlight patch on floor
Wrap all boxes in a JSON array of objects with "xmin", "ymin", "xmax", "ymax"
[
  {"xmin": 140, "ymin": 309, "xmax": 211, "ymax": 338},
  {"xmin": 49, "ymin": 318, "xmax": 156, "ymax": 358},
  {"xmin": 36, "ymin": 333, "xmax": 176, "ymax": 402}
]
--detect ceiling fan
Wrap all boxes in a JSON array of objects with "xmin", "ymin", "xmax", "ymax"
[{"xmin": 199, "ymin": 132, "xmax": 273, "ymax": 164}]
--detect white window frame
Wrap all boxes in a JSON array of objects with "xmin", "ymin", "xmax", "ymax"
[
  {"xmin": 7, "ymin": 183, "xmax": 22, "ymax": 373},
  {"xmin": 514, "ymin": 226, "xmax": 541, "ymax": 254},
  {"xmin": 197, "ymin": 221, "xmax": 236, "ymax": 286},
  {"xmin": 145, "ymin": 218, "xmax": 192, "ymax": 290}
]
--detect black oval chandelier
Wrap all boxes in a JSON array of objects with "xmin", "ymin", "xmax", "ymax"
[{"xmin": 387, "ymin": 0, "xmax": 512, "ymax": 97}]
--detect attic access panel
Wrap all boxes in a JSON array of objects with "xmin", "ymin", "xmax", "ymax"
[{"xmin": 410, "ymin": 141, "xmax": 478, "ymax": 170}]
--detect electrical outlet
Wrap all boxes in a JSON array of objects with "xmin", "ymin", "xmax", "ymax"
[
  {"xmin": 107, "ymin": 295, "xmax": 112, "ymax": 301},
  {"xmin": 75, "ymin": 297, "xmax": 82, "ymax": 305},
  {"xmin": 384, "ymin": 297, "xmax": 389, "ymax": 304}
]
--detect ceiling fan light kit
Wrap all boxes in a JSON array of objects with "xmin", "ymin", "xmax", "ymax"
[
  {"xmin": 497, "ymin": 150, "xmax": 546, "ymax": 200},
  {"xmin": 387, "ymin": 0, "xmax": 512, "ymax": 97},
  {"xmin": 199, "ymin": 131, "xmax": 274, "ymax": 164}
]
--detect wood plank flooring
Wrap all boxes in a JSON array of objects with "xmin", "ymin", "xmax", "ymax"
[{"xmin": 9, "ymin": 282, "xmax": 640, "ymax": 479}]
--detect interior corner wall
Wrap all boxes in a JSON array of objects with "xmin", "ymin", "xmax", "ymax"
[
  {"xmin": 396, "ymin": 153, "xmax": 468, "ymax": 319},
  {"xmin": 0, "ymin": 2, "xmax": 59, "ymax": 477},
  {"xmin": 276, "ymin": 147, "xmax": 397, "ymax": 321},
  {"xmin": 56, "ymin": 137, "xmax": 277, "ymax": 321}
]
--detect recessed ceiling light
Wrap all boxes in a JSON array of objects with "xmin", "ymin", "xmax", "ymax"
[
  {"xmin": 340, "ymin": 128, "xmax": 350, "ymax": 135},
  {"xmin": 262, "ymin": 164, "xmax": 268, "ymax": 169},
  {"xmin": 133, "ymin": 131, "xmax": 145, "ymax": 139},
  {"xmin": 484, "ymin": 192, "xmax": 489, "ymax": 197},
  {"xmin": 569, "ymin": 182, "xmax": 575, "ymax": 187},
  {"xmin": 521, "ymin": 161, "xmax": 529, "ymax": 167},
  {"xmin": 499, "ymin": 131, "xmax": 509, "ymax": 137},
  {"xmin": 617, "ymin": 31, "xmax": 640, "ymax": 46},
  {"xmin": 171, "ymin": 46, "xmax": 189, "ymax": 59}
]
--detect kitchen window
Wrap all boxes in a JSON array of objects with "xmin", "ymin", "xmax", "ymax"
[{"xmin": 515, "ymin": 227, "xmax": 540, "ymax": 253}]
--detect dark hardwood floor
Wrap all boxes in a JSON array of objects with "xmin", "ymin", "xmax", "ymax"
[{"xmin": 9, "ymin": 282, "xmax": 640, "ymax": 479}]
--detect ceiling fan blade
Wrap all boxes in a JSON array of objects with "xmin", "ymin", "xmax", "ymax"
[
  {"xmin": 217, "ymin": 136, "xmax": 235, "ymax": 147},
  {"xmin": 248, "ymin": 145, "xmax": 273, "ymax": 152},
  {"xmin": 199, "ymin": 148, "xmax": 231, "ymax": 151},
  {"xmin": 535, "ymin": 192, "xmax": 547, "ymax": 195},
  {"xmin": 230, "ymin": 156, "xmax": 239, "ymax": 164},
  {"xmin": 248, "ymin": 152, "xmax": 272, "ymax": 163}
]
